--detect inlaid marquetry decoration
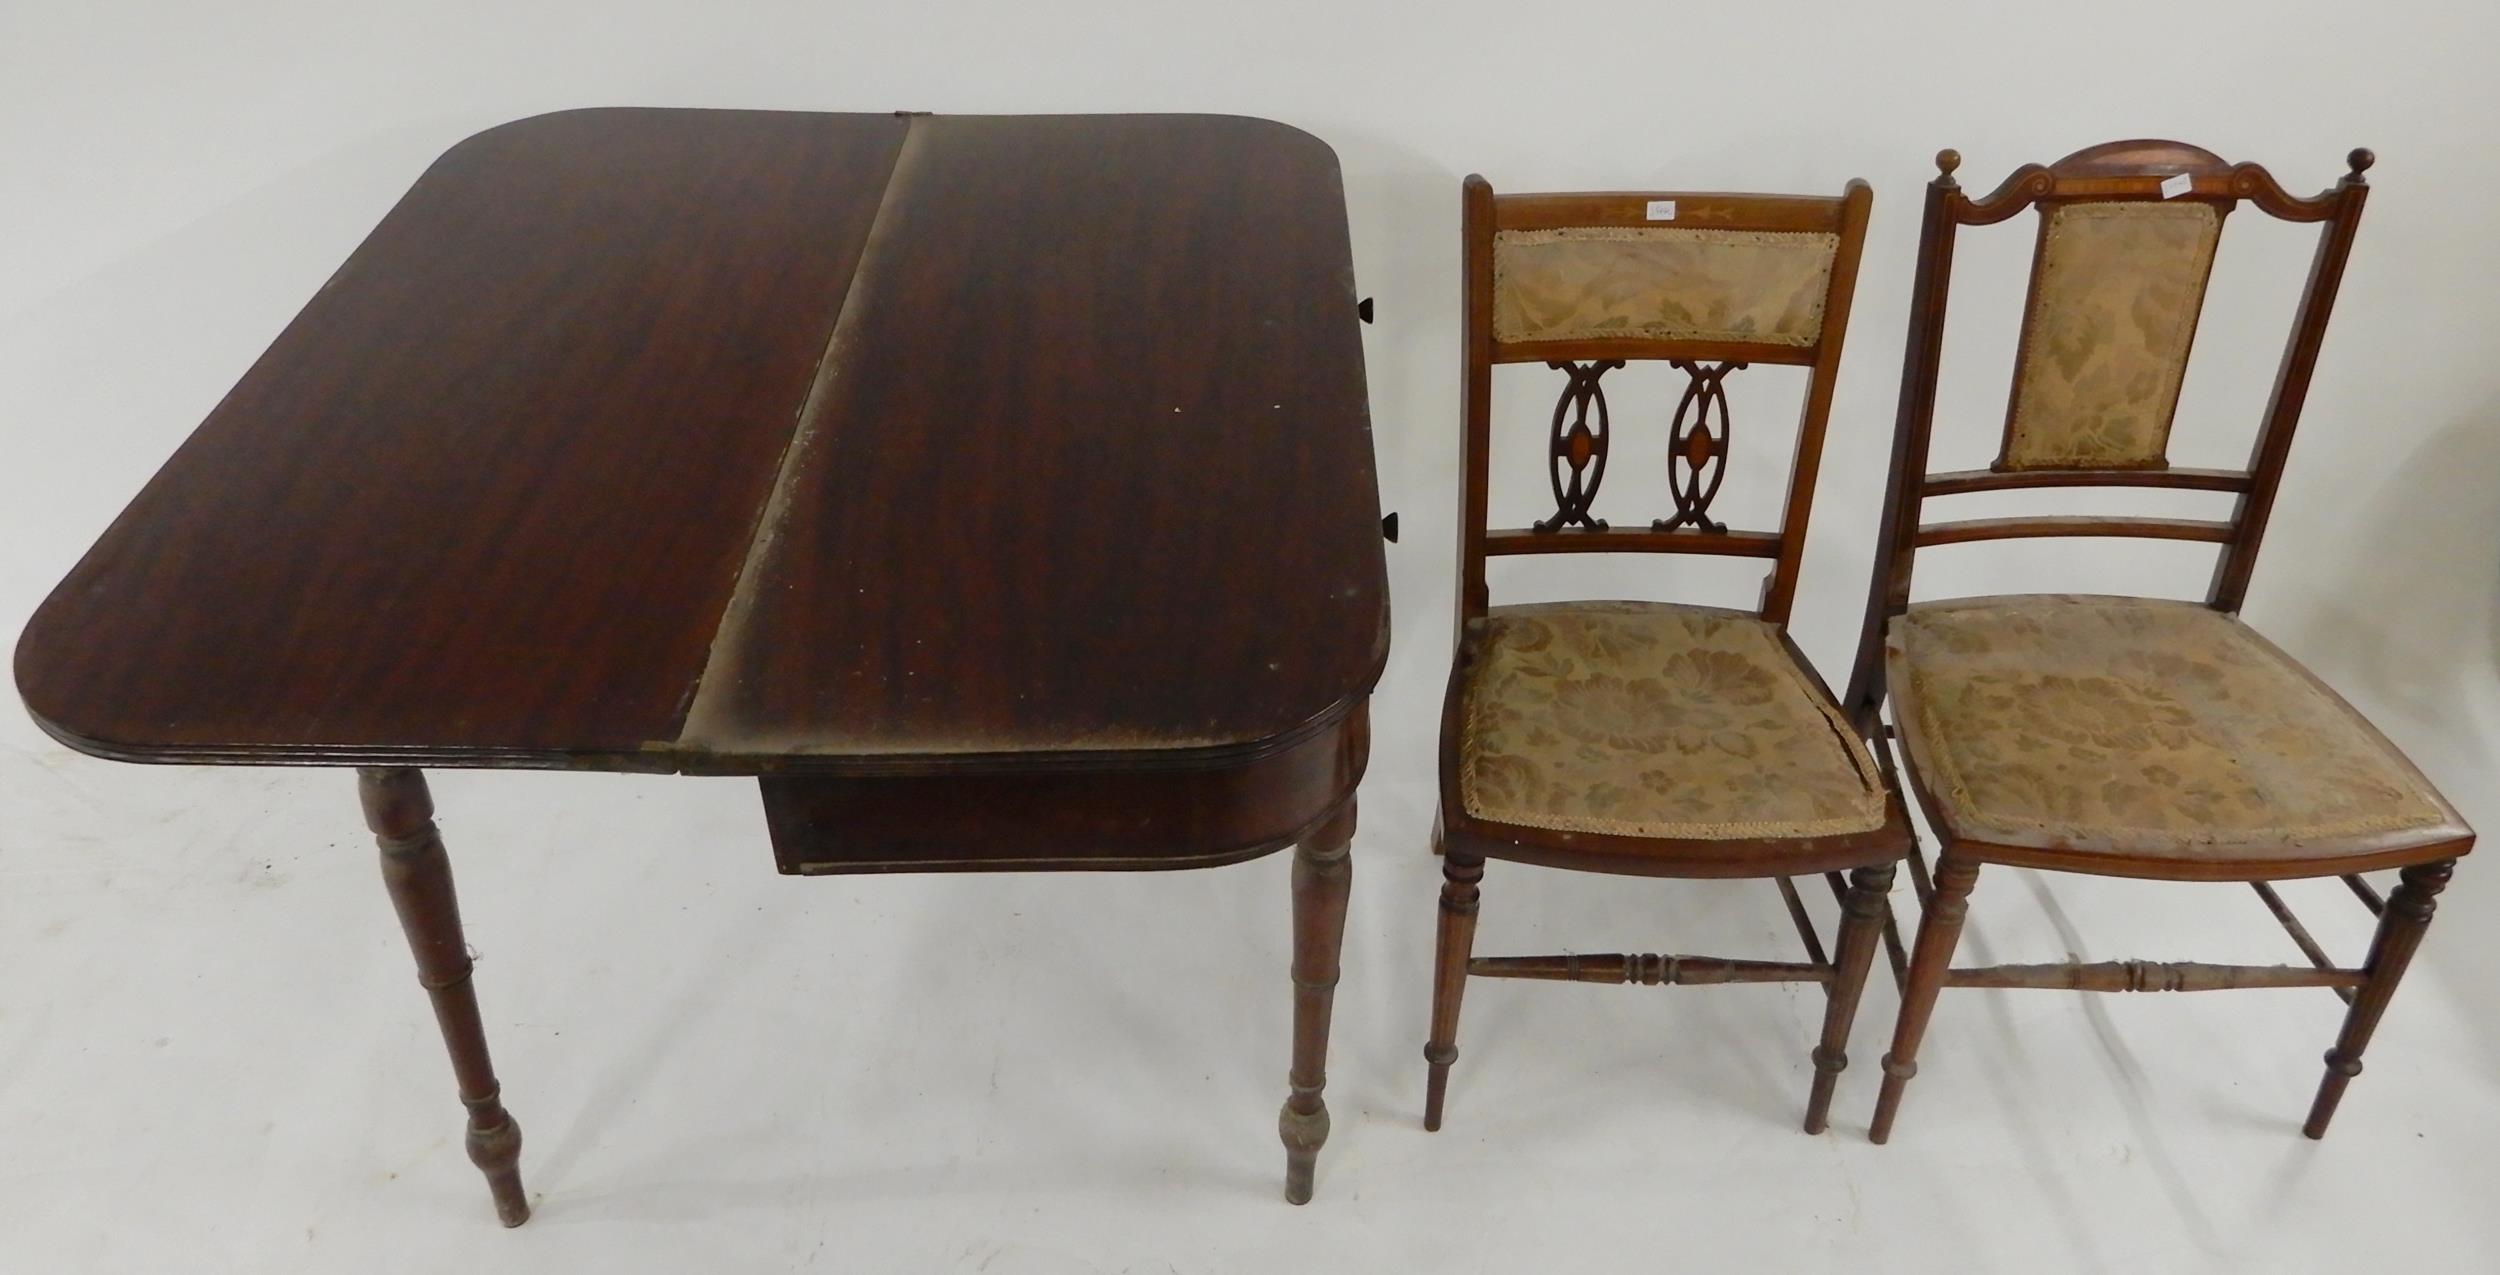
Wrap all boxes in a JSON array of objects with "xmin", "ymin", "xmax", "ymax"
[
  {"xmin": 1527, "ymin": 356, "xmax": 1754, "ymax": 535},
  {"xmin": 1533, "ymin": 359, "xmax": 1623, "ymax": 531},
  {"xmin": 1654, "ymin": 359, "xmax": 1744, "ymax": 533}
]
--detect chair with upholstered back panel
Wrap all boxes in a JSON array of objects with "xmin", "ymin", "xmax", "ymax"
[
  {"xmin": 1843, "ymin": 141, "xmax": 2475, "ymax": 1143},
  {"xmin": 1423, "ymin": 174, "xmax": 1916, "ymax": 1139}
]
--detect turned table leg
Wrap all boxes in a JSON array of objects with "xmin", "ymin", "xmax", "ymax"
[
  {"xmin": 1279, "ymin": 799, "xmax": 1354, "ymax": 1205},
  {"xmin": 359, "ymin": 767, "xmax": 530, "ymax": 1227}
]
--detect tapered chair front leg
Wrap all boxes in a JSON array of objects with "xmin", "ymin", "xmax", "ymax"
[
  {"xmin": 1805, "ymin": 861, "xmax": 1896, "ymax": 1134},
  {"xmin": 1422, "ymin": 847, "xmax": 1484, "ymax": 1131},
  {"xmin": 2305, "ymin": 859, "xmax": 2453, "ymax": 1138},
  {"xmin": 1280, "ymin": 800, "xmax": 1355, "ymax": 1205},
  {"xmin": 359, "ymin": 767, "xmax": 531, "ymax": 1227},
  {"xmin": 1870, "ymin": 854, "xmax": 1978, "ymax": 1144}
]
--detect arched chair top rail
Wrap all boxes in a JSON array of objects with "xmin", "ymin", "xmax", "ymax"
[{"xmin": 1936, "ymin": 140, "xmax": 2371, "ymax": 227}]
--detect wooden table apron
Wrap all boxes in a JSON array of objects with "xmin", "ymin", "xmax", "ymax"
[{"xmin": 14, "ymin": 109, "xmax": 1389, "ymax": 1219}]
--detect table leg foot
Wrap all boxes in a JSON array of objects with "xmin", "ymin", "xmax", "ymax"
[
  {"xmin": 1279, "ymin": 800, "xmax": 1353, "ymax": 1204},
  {"xmin": 360, "ymin": 767, "xmax": 532, "ymax": 1227}
]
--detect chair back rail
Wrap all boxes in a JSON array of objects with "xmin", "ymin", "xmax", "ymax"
[
  {"xmin": 1456, "ymin": 177, "xmax": 1874, "ymax": 633},
  {"xmin": 1842, "ymin": 141, "xmax": 2372, "ymax": 727}
]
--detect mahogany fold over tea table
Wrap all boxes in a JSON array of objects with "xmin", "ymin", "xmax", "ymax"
[{"xmin": 13, "ymin": 109, "xmax": 1389, "ymax": 1220}]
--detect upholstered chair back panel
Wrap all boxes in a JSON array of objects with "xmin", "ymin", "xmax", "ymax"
[
  {"xmin": 1491, "ymin": 227, "xmax": 1841, "ymax": 348},
  {"xmin": 1999, "ymin": 201, "xmax": 2222, "ymax": 471}
]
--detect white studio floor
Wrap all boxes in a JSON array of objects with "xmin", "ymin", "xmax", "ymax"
[{"xmin": 5, "ymin": 736, "xmax": 2500, "ymax": 1273}]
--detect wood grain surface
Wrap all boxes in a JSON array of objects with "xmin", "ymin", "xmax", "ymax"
[{"xmin": 16, "ymin": 110, "xmax": 1387, "ymax": 778}]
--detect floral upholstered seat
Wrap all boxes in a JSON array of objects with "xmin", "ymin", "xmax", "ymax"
[
  {"xmin": 1460, "ymin": 601, "xmax": 1888, "ymax": 842},
  {"xmin": 1843, "ymin": 146, "xmax": 2474, "ymax": 1145},
  {"xmin": 1425, "ymin": 179, "xmax": 1898, "ymax": 1141},
  {"xmin": 1886, "ymin": 594, "xmax": 2461, "ymax": 861}
]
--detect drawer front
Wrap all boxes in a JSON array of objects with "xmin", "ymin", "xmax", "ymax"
[{"xmin": 758, "ymin": 707, "xmax": 1367, "ymax": 875}]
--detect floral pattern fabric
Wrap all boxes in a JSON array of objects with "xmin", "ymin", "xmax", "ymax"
[
  {"xmin": 1889, "ymin": 594, "xmax": 2453, "ymax": 853},
  {"xmin": 2001, "ymin": 201, "xmax": 2221, "ymax": 470},
  {"xmin": 1460, "ymin": 602, "xmax": 1887, "ymax": 840},
  {"xmin": 1491, "ymin": 228, "xmax": 1839, "ymax": 347}
]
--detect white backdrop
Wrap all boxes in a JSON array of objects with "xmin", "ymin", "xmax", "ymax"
[{"xmin": 6, "ymin": 3, "xmax": 2499, "ymax": 1272}]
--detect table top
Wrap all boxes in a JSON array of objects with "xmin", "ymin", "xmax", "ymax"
[{"xmin": 15, "ymin": 109, "xmax": 1387, "ymax": 777}]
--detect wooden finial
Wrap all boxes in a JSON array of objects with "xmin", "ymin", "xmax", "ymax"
[
  {"xmin": 2347, "ymin": 147, "xmax": 2376, "ymax": 177},
  {"xmin": 1935, "ymin": 148, "xmax": 1962, "ymax": 177}
]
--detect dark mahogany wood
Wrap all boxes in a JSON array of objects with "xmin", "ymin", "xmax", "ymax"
[
  {"xmin": 1281, "ymin": 801, "xmax": 1355, "ymax": 1205},
  {"xmin": 675, "ymin": 113, "xmax": 1385, "ymax": 777},
  {"xmin": 15, "ymin": 109, "xmax": 1388, "ymax": 1216},
  {"xmin": 20, "ymin": 109, "xmax": 1385, "ymax": 787},
  {"xmin": 361, "ymin": 767, "xmax": 529, "ymax": 1226},
  {"xmin": 1424, "ymin": 174, "xmax": 1912, "ymax": 1143},
  {"xmin": 758, "ymin": 708, "xmax": 1365, "ymax": 874},
  {"xmin": 1848, "ymin": 142, "xmax": 2473, "ymax": 1144},
  {"xmin": 17, "ymin": 109, "xmax": 910, "ymax": 769}
]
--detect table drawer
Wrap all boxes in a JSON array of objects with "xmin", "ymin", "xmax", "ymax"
[{"xmin": 758, "ymin": 707, "xmax": 1366, "ymax": 875}]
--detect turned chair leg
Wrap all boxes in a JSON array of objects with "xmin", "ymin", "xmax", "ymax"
[
  {"xmin": 1280, "ymin": 800, "xmax": 1354, "ymax": 1205},
  {"xmin": 1805, "ymin": 862, "xmax": 1896, "ymax": 1134},
  {"xmin": 359, "ymin": 767, "xmax": 531, "ymax": 1227},
  {"xmin": 1422, "ymin": 848, "xmax": 1485, "ymax": 1132},
  {"xmin": 1870, "ymin": 854, "xmax": 1979, "ymax": 1144},
  {"xmin": 2305, "ymin": 859, "xmax": 2453, "ymax": 1138}
]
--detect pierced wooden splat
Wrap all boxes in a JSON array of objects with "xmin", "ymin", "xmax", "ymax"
[
  {"xmin": 1532, "ymin": 358, "xmax": 1623, "ymax": 531},
  {"xmin": 1654, "ymin": 359, "xmax": 1744, "ymax": 533}
]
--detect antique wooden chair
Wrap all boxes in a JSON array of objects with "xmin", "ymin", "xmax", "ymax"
[
  {"xmin": 1424, "ymin": 175, "xmax": 1917, "ymax": 1138},
  {"xmin": 1842, "ymin": 141, "xmax": 2476, "ymax": 1143}
]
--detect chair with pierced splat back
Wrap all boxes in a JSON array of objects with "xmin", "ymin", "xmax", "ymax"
[{"xmin": 1423, "ymin": 174, "xmax": 1917, "ymax": 1139}]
